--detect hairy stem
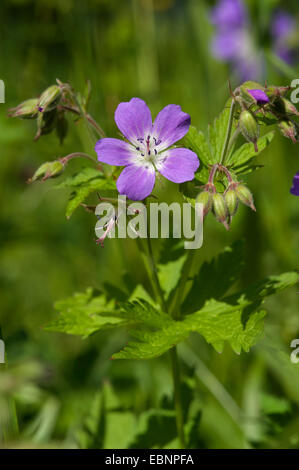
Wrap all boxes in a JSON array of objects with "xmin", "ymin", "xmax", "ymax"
[
  {"xmin": 144, "ymin": 236, "xmax": 186, "ymax": 448},
  {"xmin": 220, "ymin": 99, "xmax": 236, "ymax": 165},
  {"xmin": 170, "ymin": 347, "xmax": 186, "ymax": 448}
]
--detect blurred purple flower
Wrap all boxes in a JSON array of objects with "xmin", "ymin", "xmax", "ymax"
[
  {"xmin": 290, "ymin": 172, "xmax": 299, "ymax": 196},
  {"xmin": 271, "ymin": 10, "xmax": 295, "ymax": 40},
  {"xmin": 271, "ymin": 10, "xmax": 296, "ymax": 64},
  {"xmin": 210, "ymin": 0, "xmax": 297, "ymax": 79},
  {"xmin": 95, "ymin": 98, "xmax": 199, "ymax": 201},
  {"xmin": 210, "ymin": 0, "xmax": 247, "ymax": 29}
]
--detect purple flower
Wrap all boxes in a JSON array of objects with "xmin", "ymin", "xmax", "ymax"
[
  {"xmin": 211, "ymin": 29, "xmax": 245, "ymax": 61},
  {"xmin": 271, "ymin": 10, "xmax": 295, "ymax": 41},
  {"xmin": 290, "ymin": 172, "xmax": 299, "ymax": 196},
  {"xmin": 248, "ymin": 89, "xmax": 270, "ymax": 105},
  {"xmin": 210, "ymin": 0, "xmax": 246, "ymax": 29},
  {"xmin": 95, "ymin": 98, "xmax": 199, "ymax": 201},
  {"xmin": 271, "ymin": 10, "xmax": 296, "ymax": 65}
]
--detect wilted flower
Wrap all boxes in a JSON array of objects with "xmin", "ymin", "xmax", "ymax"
[
  {"xmin": 95, "ymin": 98, "xmax": 199, "ymax": 201},
  {"xmin": 290, "ymin": 172, "xmax": 299, "ymax": 196}
]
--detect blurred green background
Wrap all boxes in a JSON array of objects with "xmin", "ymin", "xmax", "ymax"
[{"xmin": 1, "ymin": 0, "xmax": 299, "ymax": 448}]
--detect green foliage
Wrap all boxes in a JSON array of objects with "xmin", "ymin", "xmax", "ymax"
[
  {"xmin": 45, "ymin": 288, "xmax": 127, "ymax": 337},
  {"xmin": 54, "ymin": 167, "xmax": 115, "ymax": 218},
  {"xmin": 46, "ymin": 243, "xmax": 298, "ymax": 358},
  {"xmin": 228, "ymin": 131, "xmax": 275, "ymax": 176},
  {"xmin": 208, "ymin": 99, "xmax": 237, "ymax": 164}
]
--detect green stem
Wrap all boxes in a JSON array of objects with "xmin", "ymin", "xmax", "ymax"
[
  {"xmin": 143, "ymin": 236, "xmax": 186, "ymax": 448},
  {"xmin": 219, "ymin": 99, "xmax": 236, "ymax": 165},
  {"xmin": 170, "ymin": 347, "xmax": 186, "ymax": 448},
  {"xmin": 145, "ymin": 236, "xmax": 167, "ymax": 312},
  {"xmin": 169, "ymin": 249, "xmax": 194, "ymax": 320}
]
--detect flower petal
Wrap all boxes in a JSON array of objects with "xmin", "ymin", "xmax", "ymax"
[
  {"xmin": 116, "ymin": 163, "xmax": 156, "ymax": 201},
  {"xmin": 248, "ymin": 89, "xmax": 269, "ymax": 105},
  {"xmin": 290, "ymin": 171, "xmax": 299, "ymax": 196},
  {"xmin": 152, "ymin": 105, "xmax": 191, "ymax": 151},
  {"xmin": 156, "ymin": 148, "xmax": 199, "ymax": 183},
  {"xmin": 114, "ymin": 98, "xmax": 152, "ymax": 145},
  {"xmin": 95, "ymin": 138, "xmax": 136, "ymax": 166}
]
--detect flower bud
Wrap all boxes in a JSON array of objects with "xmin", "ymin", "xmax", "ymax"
[
  {"xmin": 239, "ymin": 82, "xmax": 266, "ymax": 106},
  {"xmin": 235, "ymin": 184, "xmax": 256, "ymax": 211},
  {"xmin": 8, "ymin": 98, "xmax": 39, "ymax": 119},
  {"xmin": 212, "ymin": 193, "xmax": 229, "ymax": 230},
  {"xmin": 38, "ymin": 85, "xmax": 62, "ymax": 113},
  {"xmin": 278, "ymin": 120, "xmax": 298, "ymax": 144},
  {"xmin": 281, "ymin": 98, "xmax": 299, "ymax": 118},
  {"xmin": 224, "ymin": 188, "xmax": 238, "ymax": 218},
  {"xmin": 196, "ymin": 190, "xmax": 213, "ymax": 217},
  {"xmin": 35, "ymin": 109, "xmax": 57, "ymax": 140},
  {"xmin": 265, "ymin": 85, "xmax": 290, "ymax": 99},
  {"xmin": 239, "ymin": 110, "xmax": 260, "ymax": 152},
  {"xmin": 247, "ymin": 89, "xmax": 269, "ymax": 106},
  {"xmin": 28, "ymin": 160, "xmax": 65, "ymax": 183}
]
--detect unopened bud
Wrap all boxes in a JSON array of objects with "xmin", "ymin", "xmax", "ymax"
[
  {"xmin": 266, "ymin": 85, "xmax": 290, "ymax": 99},
  {"xmin": 212, "ymin": 193, "xmax": 229, "ymax": 230},
  {"xmin": 35, "ymin": 109, "xmax": 57, "ymax": 140},
  {"xmin": 239, "ymin": 110, "xmax": 260, "ymax": 152},
  {"xmin": 224, "ymin": 188, "xmax": 238, "ymax": 218},
  {"xmin": 38, "ymin": 85, "xmax": 62, "ymax": 113},
  {"xmin": 196, "ymin": 190, "xmax": 213, "ymax": 217},
  {"xmin": 28, "ymin": 160, "xmax": 65, "ymax": 183},
  {"xmin": 278, "ymin": 120, "xmax": 298, "ymax": 144},
  {"xmin": 281, "ymin": 98, "xmax": 299, "ymax": 118},
  {"xmin": 235, "ymin": 184, "xmax": 256, "ymax": 211},
  {"xmin": 8, "ymin": 98, "xmax": 39, "ymax": 119},
  {"xmin": 239, "ymin": 82, "xmax": 267, "ymax": 106}
]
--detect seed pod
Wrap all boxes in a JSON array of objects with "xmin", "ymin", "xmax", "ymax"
[
  {"xmin": 196, "ymin": 190, "xmax": 213, "ymax": 217},
  {"xmin": 278, "ymin": 120, "xmax": 298, "ymax": 144},
  {"xmin": 8, "ymin": 98, "xmax": 39, "ymax": 119},
  {"xmin": 38, "ymin": 85, "xmax": 62, "ymax": 113},
  {"xmin": 212, "ymin": 193, "xmax": 229, "ymax": 230},
  {"xmin": 235, "ymin": 184, "xmax": 256, "ymax": 211},
  {"xmin": 239, "ymin": 110, "xmax": 260, "ymax": 152},
  {"xmin": 224, "ymin": 188, "xmax": 238, "ymax": 218},
  {"xmin": 28, "ymin": 160, "xmax": 65, "ymax": 183}
]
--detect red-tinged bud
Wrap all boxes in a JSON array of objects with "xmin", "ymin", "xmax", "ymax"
[
  {"xmin": 278, "ymin": 120, "xmax": 298, "ymax": 144},
  {"xmin": 281, "ymin": 98, "xmax": 299, "ymax": 118},
  {"xmin": 224, "ymin": 188, "xmax": 239, "ymax": 218},
  {"xmin": 8, "ymin": 98, "xmax": 39, "ymax": 119},
  {"xmin": 239, "ymin": 110, "xmax": 260, "ymax": 152},
  {"xmin": 235, "ymin": 184, "xmax": 256, "ymax": 211},
  {"xmin": 27, "ymin": 160, "xmax": 65, "ymax": 183},
  {"xmin": 212, "ymin": 193, "xmax": 229, "ymax": 230},
  {"xmin": 196, "ymin": 190, "xmax": 213, "ymax": 217},
  {"xmin": 266, "ymin": 85, "xmax": 291, "ymax": 99},
  {"xmin": 38, "ymin": 85, "xmax": 62, "ymax": 113}
]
